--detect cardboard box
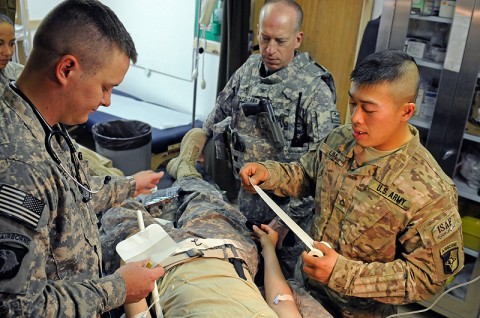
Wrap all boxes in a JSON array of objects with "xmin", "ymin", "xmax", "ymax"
[
  {"xmin": 439, "ymin": 1, "xmax": 455, "ymax": 18},
  {"xmin": 406, "ymin": 39, "xmax": 427, "ymax": 59},
  {"xmin": 462, "ymin": 216, "xmax": 480, "ymax": 251}
]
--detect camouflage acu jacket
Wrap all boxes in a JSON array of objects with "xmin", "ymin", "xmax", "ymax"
[
  {"xmin": 0, "ymin": 84, "xmax": 136, "ymax": 317},
  {"xmin": 0, "ymin": 62, "xmax": 24, "ymax": 88},
  {"xmin": 203, "ymin": 52, "xmax": 339, "ymax": 227},
  {"xmin": 261, "ymin": 124, "xmax": 464, "ymax": 316}
]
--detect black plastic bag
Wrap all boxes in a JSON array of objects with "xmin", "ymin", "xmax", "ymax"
[{"xmin": 92, "ymin": 120, "xmax": 152, "ymax": 151}]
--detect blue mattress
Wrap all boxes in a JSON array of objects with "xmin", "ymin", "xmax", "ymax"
[{"xmin": 85, "ymin": 91, "xmax": 203, "ymax": 154}]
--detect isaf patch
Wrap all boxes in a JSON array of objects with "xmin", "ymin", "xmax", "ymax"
[
  {"xmin": 0, "ymin": 184, "xmax": 44, "ymax": 229},
  {"xmin": 0, "ymin": 233, "xmax": 31, "ymax": 280},
  {"xmin": 432, "ymin": 213, "xmax": 458, "ymax": 243},
  {"xmin": 440, "ymin": 241, "xmax": 460, "ymax": 274}
]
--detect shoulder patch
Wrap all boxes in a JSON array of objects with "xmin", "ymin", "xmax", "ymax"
[
  {"xmin": 0, "ymin": 233, "xmax": 31, "ymax": 280},
  {"xmin": 440, "ymin": 241, "xmax": 460, "ymax": 274},
  {"xmin": 431, "ymin": 213, "xmax": 459, "ymax": 243},
  {"xmin": 0, "ymin": 184, "xmax": 44, "ymax": 229},
  {"xmin": 368, "ymin": 180, "xmax": 412, "ymax": 210}
]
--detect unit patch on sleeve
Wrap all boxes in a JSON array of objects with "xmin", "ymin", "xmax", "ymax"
[
  {"xmin": 440, "ymin": 241, "xmax": 460, "ymax": 274},
  {"xmin": 0, "ymin": 184, "xmax": 45, "ymax": 229},
  {"xmin": 0, "ymin": 233, "xmax": 31, "ymax": 280},
  {"xmin": 431, "ymin": 213, "xmax": 458, "ymax": 243},
  {"xmin": 368, "ymin": 180, "xmax": 412, "ymax": 210}
]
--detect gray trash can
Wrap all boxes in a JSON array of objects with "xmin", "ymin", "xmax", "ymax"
[{"xmin": 92, "ymin": 119, "xmax": 152, "ymax": 176}]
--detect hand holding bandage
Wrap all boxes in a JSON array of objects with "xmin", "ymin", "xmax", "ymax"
[{"xmin": 302, "ymin": 241, "xmax": 339, "ymax": 285}]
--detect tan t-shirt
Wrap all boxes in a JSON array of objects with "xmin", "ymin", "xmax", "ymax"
[{"xmin": 158, "ymin": 258, "xmax": 279, "ymax": 317}]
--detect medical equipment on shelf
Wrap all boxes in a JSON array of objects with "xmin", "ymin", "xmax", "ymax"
[{"xmin": 9, "ymin": 82, "xmax": 111, "ymax": 203}]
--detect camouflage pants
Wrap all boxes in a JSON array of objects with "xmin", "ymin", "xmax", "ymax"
[
  {"xmin": 100, "ymin": 177, "xmax": 258, "ymax": 277},
  {"xmin": 99, "ymin": 177, "xmax": 332, "ymax": 318}
]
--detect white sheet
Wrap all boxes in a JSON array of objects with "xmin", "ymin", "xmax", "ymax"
[{"xmin": 97, "ymin": 93, "xmax": 192, "ymax": 130}]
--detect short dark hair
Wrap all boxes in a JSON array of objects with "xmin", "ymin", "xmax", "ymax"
[
  {"xmin": 263, "ymin": 0, "xmax": 303, "ymax": 32},
  {"xmin": 0, "ymin": 13, "xmax": 14, "ymax": 26},
  {"xmin": 351, "ymin": 50, "xmax": 420, "ymax": 102},
  {"xmin": 28, "ymin": 0, "xmax": 137, "ymax": 72},
  {"xmin": 351, "ymin": 50, "xmax": 417, "ymax": 85}
]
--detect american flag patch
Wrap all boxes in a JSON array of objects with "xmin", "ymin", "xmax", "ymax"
[{"xmin": 0, "ymin": 184, "xmax": 44, "ymax": 229}]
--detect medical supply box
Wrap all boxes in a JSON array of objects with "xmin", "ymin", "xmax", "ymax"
[{"xmin": 462, "ymin": 216, "xmax": 480, "ymax": 251}]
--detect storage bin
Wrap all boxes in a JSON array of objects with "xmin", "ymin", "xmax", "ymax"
[{"xmin": 462, "ymin": 216, "xmax": 480, "ymax": 251}]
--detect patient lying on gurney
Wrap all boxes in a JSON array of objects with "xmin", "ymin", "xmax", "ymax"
[{"xmin": 100, "ymin": 129, "xmax": 332, "ymax": 318}]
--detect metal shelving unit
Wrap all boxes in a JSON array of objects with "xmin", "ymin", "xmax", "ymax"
[{"xmin": 377, "ymin": 0, "xmax": 480, "ymax": 317}]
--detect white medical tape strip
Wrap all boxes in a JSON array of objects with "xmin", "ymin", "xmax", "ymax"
[
  {"xmin": 273, "ymin": 294, "xmax": 295, "ymax": 305},
  {"xmin": 250, "ymin": 179, "xmax": 330, "ymax": 257},
  {"xmin": 250, "ymin": 180, "xmax": 315, "ymax": 250}
]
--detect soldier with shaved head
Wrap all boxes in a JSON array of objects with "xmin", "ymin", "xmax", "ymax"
[{"xmin": 240, "ymin": 50, "xmax": 464, "ymax": 317}]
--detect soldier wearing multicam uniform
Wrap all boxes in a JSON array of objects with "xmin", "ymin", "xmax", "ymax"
[
  {"xmin": 201, "ymin": 0, "xmax": 339, "ymax": 277},
  {"xmin": 240, "ymin": 50, "xmax": 464, "ymax": 317},
  {"xmin": 0, "ymin": 1, "xmax": 164, "ymax": 316}
]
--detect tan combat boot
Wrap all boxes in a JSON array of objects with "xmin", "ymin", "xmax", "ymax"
[{"xmin": 166, "ymin": 128, "xmax": 207, "ymax": 179}]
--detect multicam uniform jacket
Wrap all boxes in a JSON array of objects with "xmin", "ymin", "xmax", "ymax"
[
  {"xmin": 203, "ymin": 52, "xmax": 339, "ymax": 273},
  {"xmin": 260, "ymin": 124, "xmax": 464, "ymax": 317},
  {"xmin": 0, "ymin": 84, "xmax": 136, "ymax": 317}
]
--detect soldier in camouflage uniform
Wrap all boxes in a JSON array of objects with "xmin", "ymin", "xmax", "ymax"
[
  {"xmin": 202, "ymin": 0, "xmax": 339, "ymax": 278},
  {"xmin": 100, "ymin": 130, "xmax": 333, "ymax": 318},
  {"xmin": 240, "ymin": 50, "xmax": 464, "ymax": 317},
  {"xmin": 0, "ymin": 13, "xmax": 23, "ymax": 88},
  {"xmin": 0, "ymin": 1, "xmax": 165, "ymax": 316}
]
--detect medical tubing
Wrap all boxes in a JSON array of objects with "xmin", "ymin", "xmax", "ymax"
[{"xmin": 385, "ymin": 274, "xmax": 480, "ymax": 318}]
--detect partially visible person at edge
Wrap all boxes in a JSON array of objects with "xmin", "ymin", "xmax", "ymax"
[
  {"xmin": 169, "ymin": 0, "xmax": 339, "ymax": 279},
  {"xmin": 240, "ymin": 49, "xmax": 464, "ymax": 317},
  {"xmin": 0, "ymin": 13, "xmax": 23, "ymax": 86},
  {"xmin": 0, "ymin": 1, "xmax": 164, "ymax": 316}
]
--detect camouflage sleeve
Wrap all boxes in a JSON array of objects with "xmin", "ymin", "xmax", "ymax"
[
  {"xmin": 202, "ymin": 67, "xmax": 242, "ymax": 137},
  {"xmin": 0, "ymin": 161, "xmax": 126, "ymax": 316},
  {"xmin": 260, "ymin": 153, "xmax": 317, "ymax": 199},
  {"xmin": 90, "ymin": 175, "xmax": 136, "ymax": 214},
  {"xmin": 327, "ymin": 191, "xmax": 463, "ymax": 304},
  {"xmin": 302, "ymin": 79, "xmax": 339, "ymax": 150}
]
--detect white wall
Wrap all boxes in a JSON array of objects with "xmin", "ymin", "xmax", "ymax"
[
  {"xmin": 373, "ymin": 0, "xmax": 384, "ymax": 19},
  {"xmin": 21, "ymin": 0, "xmax": 219, "ymax": 121}
]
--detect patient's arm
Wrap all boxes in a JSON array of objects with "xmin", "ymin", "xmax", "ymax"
[
  {"xmin": 253, "ymin": 225, "xmax": 302, "ymax": 318},
  {"xmin": 124, "ymin": 299, "xmax": 151, "ymax": 318}
]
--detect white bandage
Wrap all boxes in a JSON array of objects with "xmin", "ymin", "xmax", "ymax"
[{"xmin": 273, "ymin": 294, "xmax": 295, "ymax": 305}]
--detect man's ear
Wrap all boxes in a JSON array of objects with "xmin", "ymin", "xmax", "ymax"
[
  {"xmin": 56, "ymin": 55, "xmax": 79, "ymax": 85},
  {"xmin": 295, "ymin": 31, "xmax": 304, "ymax": 49},
  {"xmin": 401, "ymin": 102, "xmax": 416, "ymax": 121}
]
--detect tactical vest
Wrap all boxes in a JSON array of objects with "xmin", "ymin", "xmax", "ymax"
[{"xmin": 229, "ymin": 57, "xmax": 336, "ymax": 179}]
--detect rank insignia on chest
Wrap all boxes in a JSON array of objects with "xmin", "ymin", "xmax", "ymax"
[
  {"xmin": 440, "ymin": 241, "xmax": 460, "ymax": 274},
  {"xmin": 368, "ymin": 180, "xmax": 412, "ymax": 210}
]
